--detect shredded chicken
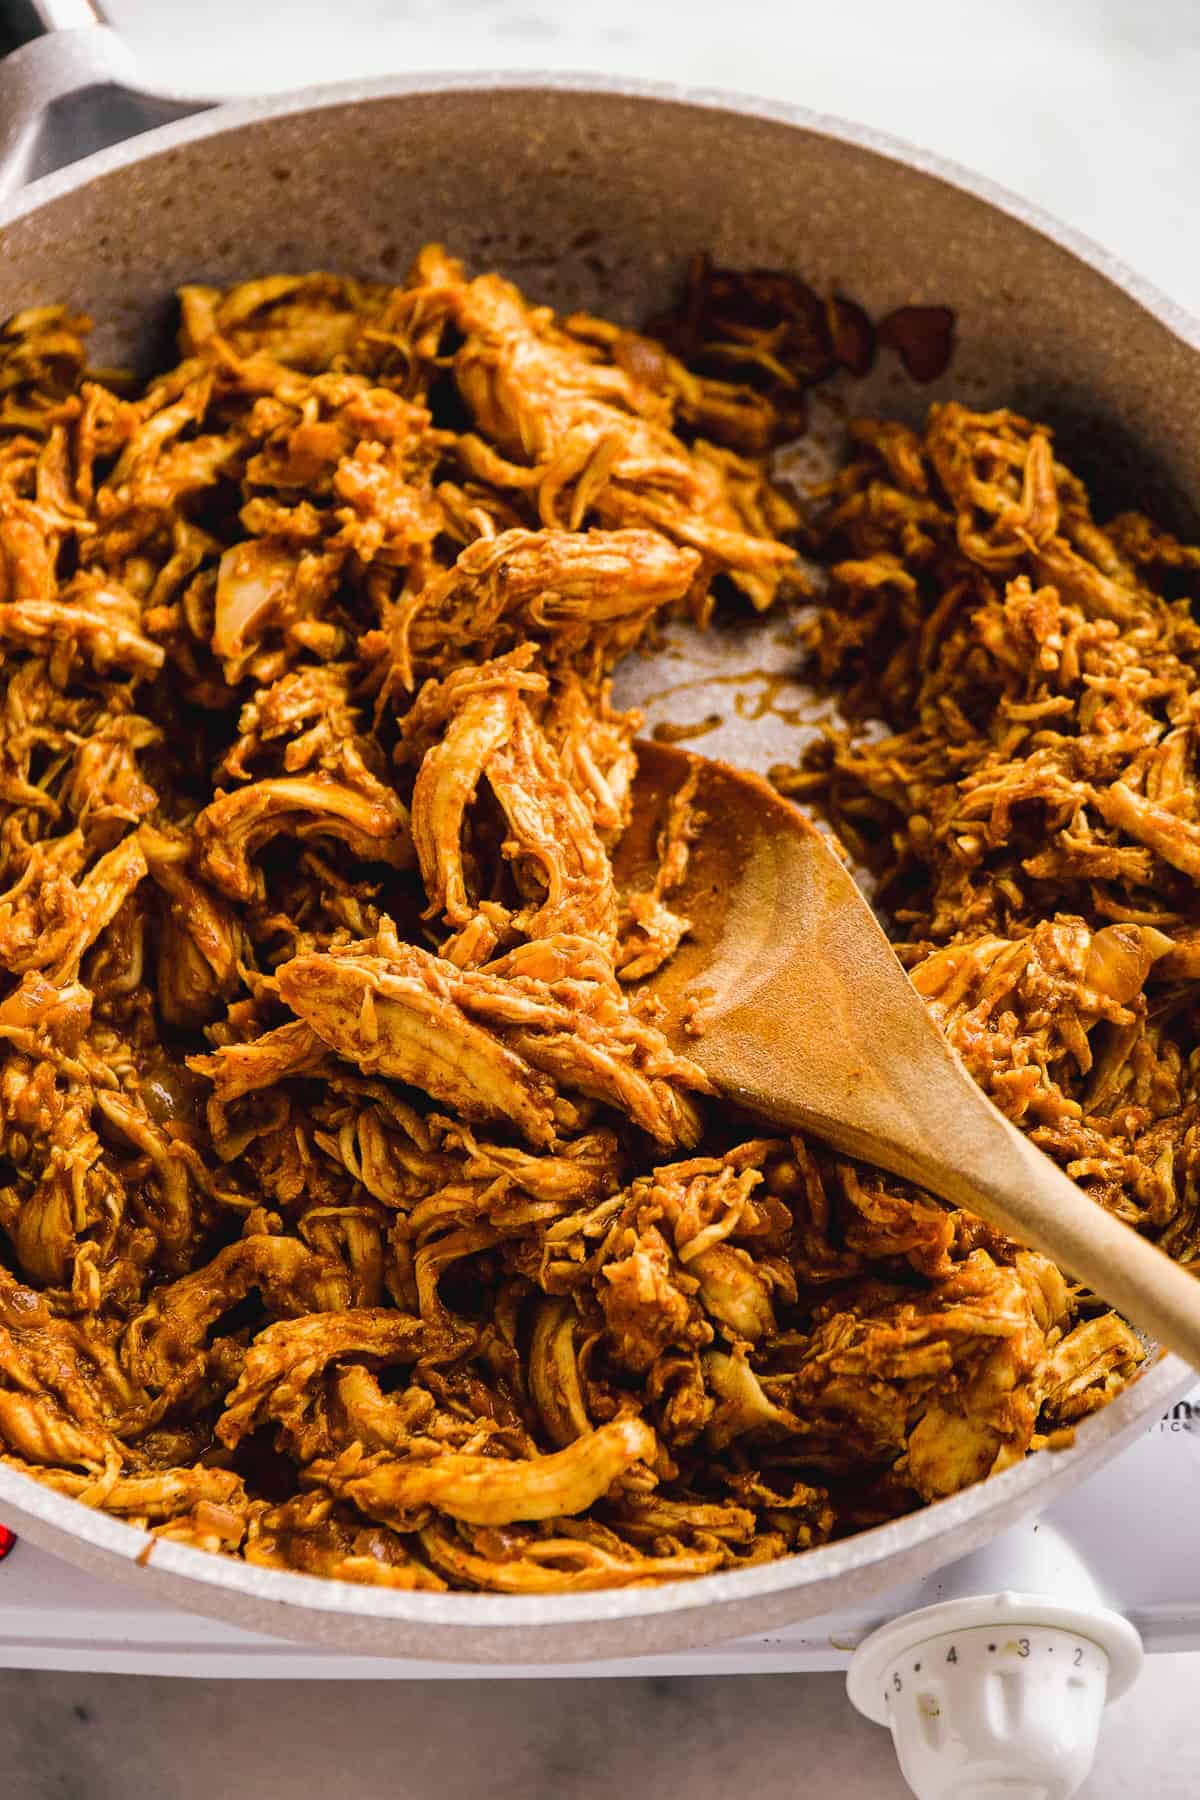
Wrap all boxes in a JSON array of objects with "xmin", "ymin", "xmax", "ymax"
[
  {"xmin": 0, "ymin": 261, "xmax": 1170, "ymax": 1594},
  {"xmin": 777, "ymin": 402, "xmax": 1200, "ymax": 1262}
]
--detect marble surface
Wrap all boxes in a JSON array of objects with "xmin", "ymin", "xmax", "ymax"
[
  {"xmin": 4, "ymin": 1658, "xmax": 1200, "ymax": 1798},
  {"xmin": 5, "ymin": 2, "xmax": 1200, "ymax": 1794}
]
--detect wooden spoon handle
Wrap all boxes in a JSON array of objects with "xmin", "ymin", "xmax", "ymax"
[{"xmin": 850, "ymin": 1090, "xmax": 1200, "ymax": 1372}]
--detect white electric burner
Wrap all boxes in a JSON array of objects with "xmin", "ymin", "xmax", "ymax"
[{"xmin": 0, "ymin": 1387, "xmax": 1194, "ymax": 1681}]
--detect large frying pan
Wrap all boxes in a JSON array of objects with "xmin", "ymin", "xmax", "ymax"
[{"xmin": 0, "ymin": 5, "xmax": 1195, "ymax": 1665}]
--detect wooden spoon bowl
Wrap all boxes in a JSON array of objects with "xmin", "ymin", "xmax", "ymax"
[{"xmin": 620, "ymin": 740, "xmax": 1200, "ymax": 1370}]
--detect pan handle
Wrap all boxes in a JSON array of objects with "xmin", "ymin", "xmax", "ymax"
[{"xmin": 0, "ymin": 5, "xmax": 209, "ymax": 201}]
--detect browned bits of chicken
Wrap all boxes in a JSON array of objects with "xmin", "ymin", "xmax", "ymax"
[
  {"xmin": 642, "ymin": 254, "xmax": 954, "ymax": 447},
  {"xmin": 0, "ymin": 254, "xmax": 1172, "ymax": 1596}
]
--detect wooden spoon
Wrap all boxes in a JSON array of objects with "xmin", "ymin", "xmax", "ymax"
[{"xmin": 620, "ymin": 740, "xmax": 1200, "ymax": 1371}]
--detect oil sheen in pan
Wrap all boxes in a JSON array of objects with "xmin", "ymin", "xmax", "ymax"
[{"xmin": 613, "ymin": 392, "xmax": 870, "ymax": 778}]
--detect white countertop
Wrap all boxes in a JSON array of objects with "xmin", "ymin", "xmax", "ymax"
[
  {"xmin": 3, "ymin": 1647, "xmax": 1198, "ymax": 1800},
  {"xmin": 8, "ymin": 3, "xmax": 1200, "ymax": 1795}
]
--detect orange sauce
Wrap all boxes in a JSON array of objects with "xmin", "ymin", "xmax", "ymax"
[{"xmin": 650, "ymin": 666, "xmax": 825, "ymax": 731}]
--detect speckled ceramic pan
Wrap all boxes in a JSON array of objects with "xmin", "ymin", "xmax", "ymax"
[{"xmin": 0, "ymin": 10, "xmax": 1195, "ymax": 1664}]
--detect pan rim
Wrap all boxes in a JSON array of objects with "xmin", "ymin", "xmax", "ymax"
[
  {"xmin": 0, "ymin": 1354, "xmax": 1186, "ymax": 1634},
  {"xmin": 1, "ymin": 66, "xmax": 1198, "ymax": 359}
]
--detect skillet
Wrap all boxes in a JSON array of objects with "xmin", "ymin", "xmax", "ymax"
[{"xmin": 0, "ymin": 6, "xmax": 1194, "ymax": 1662}]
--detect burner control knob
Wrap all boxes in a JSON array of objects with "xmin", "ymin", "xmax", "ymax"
[{"xmin": 846, "ymin": 1591, "xmax": 1142, "ymax": 1800}]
